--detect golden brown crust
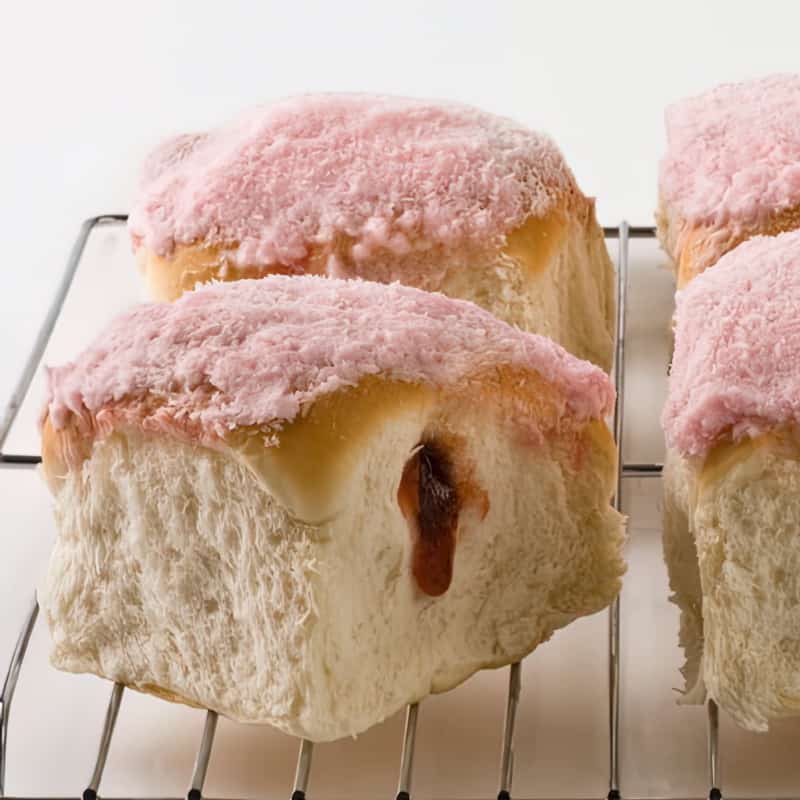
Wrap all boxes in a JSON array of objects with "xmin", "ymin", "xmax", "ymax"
[
  {"xmin": 698, "ymin": 428, "xmax": 800, "ymax": 496},
  {"xmin": 503, "ymin": 210, "xmax": 569, "ymax": 278},
  {"xmin": 137, "ymin": 682, "xmax": 204, "ymax": 709},
  {"xmin": 40, "ymin": 415, "xmax": 61, "ymax": 486},
  {"xmin": 41, "ymin": 414, "xmax": 89, "ymax": 490},
  {"xmin": 659, "ymin": 201, "xmax": 800, "ymax": 288},
  {"xmin": 41, "ymin": 379, "xmax": 436, "ymax": 518},
  {"xmin": 42, "ymin": 367, "xmax": 611, "ymax": 518},
  {"xmin": 138, "ymin": 244, "xmax": 306, "ymax": 302},
  {"xmin": 138, "ymin": 208, "xmax": 574, "ymax": 302}
]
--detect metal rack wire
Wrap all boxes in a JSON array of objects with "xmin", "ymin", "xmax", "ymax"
[{"xmin": 0, "ymin": 218, "xmax": 700, "ymax": 800}]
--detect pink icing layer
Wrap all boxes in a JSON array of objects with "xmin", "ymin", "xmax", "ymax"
[
  {"xmin": 128, "ymin": 94, "xmax": 577, "ymax": 268},
  {"xmin": 45, "ymin": 275, "xmax": 613, "ymax": 442},
  {"xmin": 659, "ymin": 74, "xmax": 800, "ymax": 231},
  {"xmin": 663, "ymin": 230, "xmax": 800, "ymax": 458}
]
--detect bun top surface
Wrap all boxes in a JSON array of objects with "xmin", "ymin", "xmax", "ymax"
[
  {"xmin": 659, "ymin": 74, "xmax": 800, "ymax": 230},
  {"xmin": 664, "ymin": 229, "xmax": 800, "ymax": 457},
  {"xmin": 129, "ymin": 94, "xmax": 578, "ymax": 268},
  {"xmin": 45, "ymin": 274, "xmax": 613, "ymax": 440}
]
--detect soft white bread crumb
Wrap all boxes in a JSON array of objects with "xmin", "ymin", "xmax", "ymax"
[
  {"xmin": 662, "ymin": 449, "xmax": 705, "ymax": 704},
  {"xmin": 442, "ymin": 203, "xmax": 615, "ymax": 372},
  {"xmin": 664, "ymin": 437, "xmax": 800, "ymax": 731},
  {"xmin": 41, "ymin": 387, "xmax": 624, "ymax": 741}
]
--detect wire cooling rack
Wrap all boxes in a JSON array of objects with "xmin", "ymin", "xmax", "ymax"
[{"xmin": 0, "ymin": 218, "xmax": 715, "ymax": 800}]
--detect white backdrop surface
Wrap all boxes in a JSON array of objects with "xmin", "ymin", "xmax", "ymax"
[
  {"xmin": 3, "ymin": 2, "xmax": 800, "ymax": 797},
  {"xmin": 3, "ymin": 0, "xmax": 800, "ymax": 403}
]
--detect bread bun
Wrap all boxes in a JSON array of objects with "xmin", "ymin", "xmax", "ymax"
[
  {"xmin": 662, "ymin": 231, "xmax": 800, "ymax": 730},
  {"xmin": 41, "ymin": 274, "xmax": 624, "ymax": 741},
  {"xmin": 657, "ymin": 75, "xmax": 800, "ymax": 287},
  {"xmin": 130, "ymin": 95, "xmax": 614, "ymax": 370}
]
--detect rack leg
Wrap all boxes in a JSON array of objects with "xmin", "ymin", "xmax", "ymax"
[
  {"xmin": 0, "ymin": 217, "xmax": 123, "ymax": 457},
  {"xmin": 187, "ymin": 710, "xmax": 218, "ymax": 800},
  {"xmin": 0, "ymin": 597, "xmax": 39, "ymax": 798},
  {"xmin": 608, "ymin": 596, "xmax": 621, "ymax": 800},
  {"xmin": 608, "ymin": 220, "xmax": 629, "ymax": 800},
  {"xmin": 497, "ymin": 661, "xmax": 522, "ymax": 800},
  {"xmin": 83, "ymin": 682, "xmax": 124, "ymax": 800},
  {"xmin": 707, "ymin": 699, "xmax": 721, "ymax": 800},
  {"xmin": 291, "ymin": 738, "xmax": 314, "ymax": 800},
  {"xmin": 395, "ymin": 702, "xmax": 419, "ymax": 800}
]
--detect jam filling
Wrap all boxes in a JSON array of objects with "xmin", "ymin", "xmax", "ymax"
[{"xmin": 398, "ymin": 440, "xmax": 461, "ymax": 596}]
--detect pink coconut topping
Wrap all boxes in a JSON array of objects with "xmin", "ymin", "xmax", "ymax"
[
  {"xmin": 45, "ymin": 275, "xmax": 613, "ymax": 442},
  {"xmin": 128, "ymin": 94, "xmax": 577, "ymax": 269},
  {"xmin": 664, "ymin": 230, "xmax": 800, "ymax": 458},
  {"xmin": 659, "ymin": 74, "xmax": 800, "ymax": 230}
]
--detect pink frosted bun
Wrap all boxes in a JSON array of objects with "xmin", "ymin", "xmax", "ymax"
[
  {"xmin": 129, "ymin": 94, "xmax": 579, "ymax": 269},
  {"xmin": 664, "ymin": 230, "xmax": 800, "ymax": 458},
  {"xmin": 660, "ymin": 74, "xmax": 800, "ymax": 232},
  {"xmin": 46, "ymin": 275, "xmax": 613, "ymax": 443}
]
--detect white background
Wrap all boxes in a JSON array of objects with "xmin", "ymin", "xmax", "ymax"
[
  {"xmin": 3, "ymin": 2, "xmax": 800, "ymax": 797},
  {"xmin": 3, "ymin": 0, "xmax": 800, "ymax": 404}
]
